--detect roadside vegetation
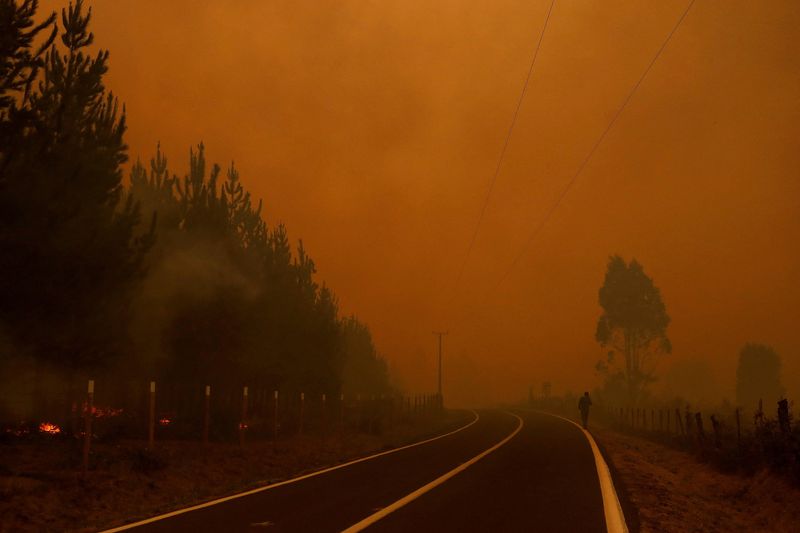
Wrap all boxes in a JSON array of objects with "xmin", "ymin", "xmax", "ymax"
[
  {"xmin": 528, "ymin": 253, "xmax": 799, "ymax": 529},
  {"xmin": 592, "ymin": 424, "xmax": 800, "ymax": 533},
  {"xmin": 1, "ymin": 0, "xmax": 391, "ymax": 432},
  {"xmin": 586, "ymin": 255, "xmax": 797, "ymax": 486},
  {"xmin": 0, "ymin": 3, "xmax": 432, "ymax": 529}
]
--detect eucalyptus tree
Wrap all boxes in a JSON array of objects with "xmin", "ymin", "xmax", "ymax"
[{"xmin": 595, "ymin": 255, "xmax": 671, "ymax": 404}]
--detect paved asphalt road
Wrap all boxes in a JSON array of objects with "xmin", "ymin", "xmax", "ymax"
[{"xmin": 120, "ymin": 410, "xmax": 606, "ymax": 532}]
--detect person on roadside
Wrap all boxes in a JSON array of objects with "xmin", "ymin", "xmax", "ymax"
[{"xmin": 578, "ymin": 391, "xmax": 592, "ymax": 429}]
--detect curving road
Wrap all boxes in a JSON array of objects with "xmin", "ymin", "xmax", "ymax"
[{"xmin": 105, "ymin": 410, "xmax": 612, "ymax": 533}]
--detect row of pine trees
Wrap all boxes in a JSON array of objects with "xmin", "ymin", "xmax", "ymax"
[{"xmin": 0, "ymin": 0, "xmax": 390, "ymax": 396}]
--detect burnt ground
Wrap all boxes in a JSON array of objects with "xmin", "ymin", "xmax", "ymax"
[{"xmin": 0, "ymin": 412, "xmax": 470, "ymax": 532}]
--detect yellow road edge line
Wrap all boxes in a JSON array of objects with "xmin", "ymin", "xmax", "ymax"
[
  {"xmin": 100, "ymin": 410, "xmax": 480, "ymax": 532},
  {"xmin": 341, "ymin": 411, "xmax": 524, "ymax": 533},
  {"xmin": 537, "ymin": 411, "xmax": 629, "ymax": 533}
]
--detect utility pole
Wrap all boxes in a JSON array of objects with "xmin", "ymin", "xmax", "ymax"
[{"xmin": 433, "ymin": 331, "xmax": 448, "ymax": 405}]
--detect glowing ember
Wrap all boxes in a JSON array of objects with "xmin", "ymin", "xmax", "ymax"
[
  {"xmin": 39, "ymin": 422, "xmax": 61, "ymax": 435},
  {"xmin": 158, "ymin": 417, "xmax": 172, "ymax": 426},
  {"xmin": 93, "ymin": 406, "xmax": 124, "ymax": 418},
  {"xmin": 238, "ymin": 422, "xmax": 248, "ymax": 430}
]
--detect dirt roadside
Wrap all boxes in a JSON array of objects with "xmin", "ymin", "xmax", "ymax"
[
  {"xmin": 0, "ymin": 412, "xmax": 470, "ymax": 533},
  {"xmin": 592, "ymin": 425, "xmax": 800, "ymax": 533}
]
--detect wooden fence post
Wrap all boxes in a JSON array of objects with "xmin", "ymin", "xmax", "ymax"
[
  {"xmin": 710, "ymin": 414, "xmax": 721, "ymax": 448},
  {"xmin": 322, "ymin": 393, "xmax": 327, "ymax": 434},
  {"xmin": 299, "ymin": 392, "xmax": 305, "ymax": 435},
  {"xmin": 695, "ymin": 412, "xmax": 705, "ymax": 447},
  {"xmin": 735, "ymin": 408, "xmax": 741, "ymax": 447},
  {"xmin": 239, "ymin": 386, "xmax": 249, "ymax": 446},
  {"xmin": 340, "ymin": 393, "xmax": 345, "ymax": 432},
  {"xmin": 203, "ymin": 385, "xmax": 211, "ymax": 444},
  {"xmin": 148, "ymin": 381, "xmax": 156, "ymax": 449},
  {"xmin": 684, "ymin": 408, "xmax": 692, "ymax": 438},
  {"xmin": 273, "ymin": 390, "xmax": 279, "ymax": 441},
  {"xmin": 82, "ymin": 379, "xmax": 94, "ymax": 476}
]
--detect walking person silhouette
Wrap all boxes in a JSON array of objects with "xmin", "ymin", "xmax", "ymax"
[{"xmin": 578, "ymin": 392, "xmax": 592, "ymax": 429}]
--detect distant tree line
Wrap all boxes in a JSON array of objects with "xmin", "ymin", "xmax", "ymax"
[
  {"xmin": 591, "ymin": 256, "xmax": 786, "ymax": 410},
  {"xmin": 0, "ymin": 0, "xmax": 390, "ymax": 396},
  {"xmin": 735, "ymin": 342, "xmax": 784, "ymax": 411}
]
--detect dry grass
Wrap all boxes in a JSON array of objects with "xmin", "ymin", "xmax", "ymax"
[
  {"xmin": 0, "ymin": 412, "xmax": 468, "ymax": 532},
  {"xmin": 593, "ymin": 425, "xmax": 800, "ymax": 532}
]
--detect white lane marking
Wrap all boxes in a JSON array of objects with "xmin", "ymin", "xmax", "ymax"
[
  {"xmin": 100, "ymin": 411, "xmax": 480, "ymax": 532},
  {"xmin": 341, "ymin": 411, "xmax": 524, "ymax": 533},
  {"xmin": 538, "ymin": 411, "xmax": 629, "ymax": 533}
]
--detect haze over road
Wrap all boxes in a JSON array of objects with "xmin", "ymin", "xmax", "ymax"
[
  {"xmin": 110, "ymin": 410, "xmax": 611, "ymax": 532},
  {"xmin": 34, "ymin": 0, "xmax": 800, "ymax": 402}
]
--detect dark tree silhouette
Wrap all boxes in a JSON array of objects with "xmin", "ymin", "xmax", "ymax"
[
  {"xmin": 130, "ymin": 143, "xmax": 389, "ymax": 396},
  {"xmin": 340, "ymin": 316, "xmax": 390, "ymax": 397},
  {"xmin": 0, "ymin": 0, "xmax": 56, "ymax": 174},
  {"xmin": 595, "ymin": 255, "xmax": 670, "ymax": 403},
  {"xmin": 0, "ymin": 0, "xmax": 152, "ymax": 369},
  {"xmin": 736, "ymin": 343, "xmax": 783, "ymax": 411},
  {"xmin": 1, "ymin": 0, "xmax": 392, "ymax": 398}
]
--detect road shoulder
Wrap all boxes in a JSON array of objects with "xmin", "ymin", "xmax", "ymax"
[{"xmin": 591, "ymin": 426, "xmax": 800, "ymax": 532}]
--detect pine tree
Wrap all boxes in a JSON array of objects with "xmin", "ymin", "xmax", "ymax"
[
  {"xmin": 340, "ymin": 316, "xmax": 390, "ymax": 396},
  {"xmin": 129, "ymin": 141, "xmax": 383, "ymax": 393},
  {"xmin": 0, "ymin": 0, "xmax": 56, "ymax": 175},
  {"xmin": 0, "ymin": 0, "xmax": 152, "ymax": 369}
]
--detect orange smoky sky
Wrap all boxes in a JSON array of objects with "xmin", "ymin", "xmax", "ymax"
[{"xmin": 38, "ymin": 0, "xmax": 799, "ymax": 405}]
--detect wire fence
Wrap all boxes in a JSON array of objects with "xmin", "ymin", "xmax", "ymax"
[
  {"xmin": 1, "ymin": 377, "xmax": 445, "ymax": 473},
  {"xmin": 531, "ymin": 395, "xmax": 800, "ymax": 486}
]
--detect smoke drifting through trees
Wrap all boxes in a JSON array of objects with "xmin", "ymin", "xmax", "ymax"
[{"xmin": 0, "ymin": 1, "xmax": 390, "ymax": 400}]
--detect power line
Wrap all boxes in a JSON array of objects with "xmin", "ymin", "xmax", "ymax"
[
  {"xmin": 448, "ymin": 0, "xmax": 557, "ymax": 299},
  {"xmin": 449, "ymin": 0, "xmax": 697, "ymax": 329}
]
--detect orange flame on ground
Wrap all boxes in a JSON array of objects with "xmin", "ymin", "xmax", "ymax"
[{"xmin": 39, "ymin": 422, "xmax": 61, "ymax": 434}]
